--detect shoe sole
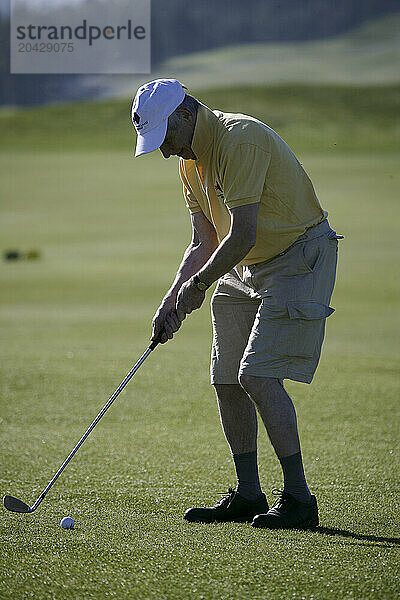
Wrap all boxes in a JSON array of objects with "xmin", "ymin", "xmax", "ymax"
[
  {"xmin": 184, "ymin": 515, "xmax": 255, "ymax": 524},
  {"xmin": 252, "ymin": 515, "xmax": 319, "ymax": 530}
]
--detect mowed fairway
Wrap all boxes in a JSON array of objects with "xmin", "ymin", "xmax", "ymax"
[{"xmin": 1, "ymin": 141, "xmax": 399, "ymax": 596}]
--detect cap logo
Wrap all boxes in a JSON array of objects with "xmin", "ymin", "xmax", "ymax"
[
  {"xmin": 132, "ymin": 110, "xmax": 149, "ymax": 131},
  {"xmin": 136, "ymin": 120, "xmax": 149, "ymax": 131}
]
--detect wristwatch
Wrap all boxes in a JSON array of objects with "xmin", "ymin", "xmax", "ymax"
[{"xmin": 193, "ymin": 274, "xmax": 209, "ymax": 291}]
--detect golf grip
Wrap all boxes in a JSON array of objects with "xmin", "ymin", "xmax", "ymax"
[{"xmin": 149, "ymin": 329, "xmax": 167, "ymax": 351}]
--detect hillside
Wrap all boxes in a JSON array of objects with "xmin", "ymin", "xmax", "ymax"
[{"xmin": 137, "ymin": 13, "xmax": 400, "ymax": 91}]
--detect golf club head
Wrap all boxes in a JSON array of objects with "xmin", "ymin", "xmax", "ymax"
[{"xmin": 3, "ymin": 495, "xmax": 31, "ymax": 513}]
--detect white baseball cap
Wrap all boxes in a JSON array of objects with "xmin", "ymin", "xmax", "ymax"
[{"xmin": 131, "ymin": 79, "xmax": 186, "ymax": 157}]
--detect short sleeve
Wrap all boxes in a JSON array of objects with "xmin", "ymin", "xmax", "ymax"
[
  {"xmin": 220, "ymin": 143, "xmax": 271, "ymax": 209},
  {"xmin": 179, "ymin": 160, "xmax": 202, "ymax": 214}
]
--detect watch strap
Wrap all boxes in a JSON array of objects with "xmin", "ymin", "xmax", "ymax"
[{"xmin": 193, "ymin": 274, "xmax": 209, "ymax": 291}]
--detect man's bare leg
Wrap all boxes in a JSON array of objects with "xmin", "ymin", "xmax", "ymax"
[
  {"xmin": 214, "ymin": 384, "xmax": 262, "ymax": 500},
  {"xmin": 239, "ymin": 375, "xmax": 312, "ymax": 504}
]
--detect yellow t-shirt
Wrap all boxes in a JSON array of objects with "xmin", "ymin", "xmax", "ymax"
[{"xmin": 179, "ymin": 103, "xmax": 327, "ymax": 266}]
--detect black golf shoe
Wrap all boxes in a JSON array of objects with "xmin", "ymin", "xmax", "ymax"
[
  {"xmin": 252, "ymin": 489, "xmax": 319, "ymax": 530},
  {"xmin": 184, "ymin": 488, "xmax": 269, "ymax": 523}
]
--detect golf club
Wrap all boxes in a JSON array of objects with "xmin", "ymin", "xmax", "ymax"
[{"xmin": 3, "ymin": 334, "xmax": 163, "ymax": 514}]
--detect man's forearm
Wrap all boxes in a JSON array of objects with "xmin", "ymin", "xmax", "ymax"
[
  {"xmin": 197, "ymin": 233, "xmax": 254, "ymax": 287},
  {"xmin": 165, "ymin": 242, "xmax": 216, "ymax": 301}
]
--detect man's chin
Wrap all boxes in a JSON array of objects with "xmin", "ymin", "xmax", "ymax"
[{"xmin": 178, "ymin": 150, "xmax": 196, "ymax": 160}]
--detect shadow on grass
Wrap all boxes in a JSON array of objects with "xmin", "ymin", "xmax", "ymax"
[{"xmin": 316, "ymin": 526, "xmax": 399, "ymax": 545}]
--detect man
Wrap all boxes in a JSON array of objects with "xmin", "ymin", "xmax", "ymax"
[{"xmin": 131, "ymin": 78, "xmax": 342, "ymax": 529}]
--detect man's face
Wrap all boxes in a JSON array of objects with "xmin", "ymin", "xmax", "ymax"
[{"xmin": 159, "ymin": 109, "xmax": 197, "ymax": 160}]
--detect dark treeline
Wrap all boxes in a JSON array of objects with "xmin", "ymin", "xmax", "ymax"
[{"xmin": 1, "ymin": 0, "xmax": 398, "ymax": 106}]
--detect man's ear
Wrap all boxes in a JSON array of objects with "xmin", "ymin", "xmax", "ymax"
[{"xmin": 179, "ymin": 107, "xmax": 194, "ymax": 123}]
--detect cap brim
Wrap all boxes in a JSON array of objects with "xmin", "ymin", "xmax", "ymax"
[{"xmin": 135, "ymin": 119, "xmax": 168, "ymax": 157}]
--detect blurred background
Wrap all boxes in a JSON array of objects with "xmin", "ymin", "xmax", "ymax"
[
  {"xmin": 1, "ymin": 0, "xmax": 399, "ymax": 105},
  {"xmin": 1, "ymin": 3, "xmax": 399, "ymax": 598}
]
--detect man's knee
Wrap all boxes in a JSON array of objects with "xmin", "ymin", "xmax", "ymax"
[
  {"xmin": 214, "ymin": 383, "xmax": 242, "ymax": 391},
  {"xmin": 239, "ymin": 374, "xmax": 282, "ymax": 398},
  {"xmin": 214, "ymin": 382, "xmax": 247, "ymax": 403}
]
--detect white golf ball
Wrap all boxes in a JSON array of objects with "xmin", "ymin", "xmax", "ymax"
[{"xmin": 60, "ymin": 516, "xmax": 74, "ymax": 529}]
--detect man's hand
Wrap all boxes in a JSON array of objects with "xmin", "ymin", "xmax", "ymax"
[
  {"xmin": 176, "ymin": 277, "xmax": 206, "ymax": 321},
  {"xmin": 152, "ymin": 296, "xmax": 184, "ymax": 344}
]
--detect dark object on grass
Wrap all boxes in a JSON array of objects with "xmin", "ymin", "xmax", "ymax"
[
  {"xmin": 4, "ymin": 250, "xmax": 20, "ymax": 260},
  {"xmin": 3, "ymin": 249, "xmax": 41, "ymax": 261}
]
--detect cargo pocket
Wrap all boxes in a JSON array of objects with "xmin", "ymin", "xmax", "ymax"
[{"xmin": 284, "ymin": 301, "xmax": 335, "ymax": 357}]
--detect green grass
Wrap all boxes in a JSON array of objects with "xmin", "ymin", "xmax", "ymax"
[
  {"xmin": 0, "ymin": 148, "xmax": 399, "ymax": 600},
  {"xmin": 0, "ymin": 89, "xmax": 399, "ymax": 599},
  {"xmin": 0, "ymin": 83, "xmax": 399, "ymax": 153}
]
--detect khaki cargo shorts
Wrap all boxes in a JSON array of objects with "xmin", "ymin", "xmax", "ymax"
[{"xmin": 210, "ymin": 219, "xmax": 342, "ymax": 385}]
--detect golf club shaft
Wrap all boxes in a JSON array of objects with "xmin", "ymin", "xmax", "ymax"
[{"xmin": 30, "ymin": 341, "xmax": 159, "ymax": 512}]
